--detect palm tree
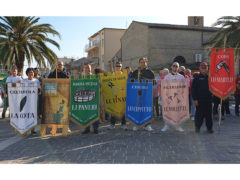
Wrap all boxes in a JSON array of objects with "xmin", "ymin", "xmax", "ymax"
[
  {"xmin": 206, "ymin": 16, "xmax": 240, "ymax": 73},
  {"xmin": 0, "ymin": 16, "xmax": 61, "ymax": 72},
  {"xmin": 206, "ymin": 16, "xmax": 240, "ymax": 54}
]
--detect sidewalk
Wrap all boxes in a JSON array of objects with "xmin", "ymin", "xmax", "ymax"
[{"xmin": 0, "ymin": 107, "xmax": 240, "ymax": 164}]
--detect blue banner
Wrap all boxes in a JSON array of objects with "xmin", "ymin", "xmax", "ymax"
[{"xmin": 126, "ymin": 79, "xmax": 153, "ymax": 127}]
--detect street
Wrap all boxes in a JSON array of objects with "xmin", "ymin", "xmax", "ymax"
[{"xmin": 0, "ymin": 107, "xmax": 240, "ymax": 164}]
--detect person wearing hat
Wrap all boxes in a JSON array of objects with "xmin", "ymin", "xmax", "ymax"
[{"xmin": 192, "ymin": 62, "xmax": 213, "ymax": 133}]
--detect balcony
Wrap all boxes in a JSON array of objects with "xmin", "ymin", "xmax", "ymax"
[{"xmin": 85, "ymin": 39, "xmax": 101, "ymax": 52}]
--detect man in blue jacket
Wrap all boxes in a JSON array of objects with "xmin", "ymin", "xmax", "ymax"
[{"xmin": 192, "ymin": 62, "xmax": 213, "ymax": 133}]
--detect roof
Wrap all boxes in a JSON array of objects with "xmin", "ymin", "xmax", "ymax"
[
  {"xmin": 89, "ymin": 28, "xmax": 126, "ymax": 39},
  {"xmin": 133, "ymin": 21, "xmax": 219, "ymax": 32},
  {"xmin": 71, "ymin": 57, "xmax": 99, "ymax": 68}
]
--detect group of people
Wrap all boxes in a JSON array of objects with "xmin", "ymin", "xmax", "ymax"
[{"xmin": 0, "ymin": 56, "xmax": 240, "ymax": 135}]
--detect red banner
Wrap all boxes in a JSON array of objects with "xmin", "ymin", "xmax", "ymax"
[{"xmin": 209, "ymin": 48, "xmax": 235, "ymax": 99}]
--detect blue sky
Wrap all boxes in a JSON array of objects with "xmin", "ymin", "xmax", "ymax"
[{"xmin": 38, "ymin": 16, "xmax": 220, "ymax": 59}]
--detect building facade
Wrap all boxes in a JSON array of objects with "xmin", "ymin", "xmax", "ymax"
[
  {"xmin": 85, "ymin": 28, "xmax": 126, "ymax": 71},
  {"xmin": 120, "ymin": 17, "xmax": 219, "ymax": 71}
]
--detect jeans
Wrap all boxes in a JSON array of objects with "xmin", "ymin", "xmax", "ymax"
[
  {"xmin": 189, "ymin": 94, "xmax": 196, "ymax": 117},
  {"xmin": 111, "ymin": 116, "xmax": 126, "ymax": 126},
  {"xmin": 2, "ymin": 97, "xmax": 8, "ymax": 118},
  {"xmin": 85, "ymin": 121, "xmax": 99, "ymax": 131},
  {"xmin": 235, "ymin": 94, "xmax": 240, "ymax": 115}
]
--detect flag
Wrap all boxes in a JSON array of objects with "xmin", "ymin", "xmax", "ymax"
[{"xmin": 209, "ymin": 48, "xmax": 235, "ymax": 99}]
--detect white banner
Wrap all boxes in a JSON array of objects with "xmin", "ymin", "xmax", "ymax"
[{"xmin": 8, "ymin": 83, "xmax": 38, "ymax": 135}]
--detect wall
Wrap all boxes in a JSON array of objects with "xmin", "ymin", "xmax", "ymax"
[
  {"xmin": 121, "ymin": 22, "xmax": 149, "ymax": 70},
  {"xmin": 104, "ymin": 29, "xmax": 125, "ymax": 71}
]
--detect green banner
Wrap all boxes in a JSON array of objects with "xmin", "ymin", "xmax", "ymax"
[{"xmin": 70, "ymin": 75, "xmax": 99, "ymax": 127}]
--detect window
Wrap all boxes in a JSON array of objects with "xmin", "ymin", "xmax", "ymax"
[{"xmin": 194, "ymin": 17, "xmax": 199, "ymax": 25}]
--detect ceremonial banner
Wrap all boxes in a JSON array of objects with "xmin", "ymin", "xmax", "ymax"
[
  {"xmin": 209, "ymin": 48, "xmax": 235, "ymax": 99},
  {"xmin": 70, "ymin": 75, "xmax": 99, "ymax": 127},
  {"xmin": 42, "ymin": 79, "xmax": 70, "ymax": 125},
  {"xmin": 126, "ymin": 79, "xmax": 153, "ymax": 127},
  {"xmin": 100, "ymin": 71, "xmax": 127, "ymax": 118},
  {"xmin": 8, "ymin": 83, "xmax": 38, "ymax": 135},
  {"xmin": 161, "ymin": 79, "xmax": 189, "ymax": 127}
]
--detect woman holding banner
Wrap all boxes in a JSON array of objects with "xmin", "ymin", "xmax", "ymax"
[{"xmin": 22, "ymin": 68, "xmax": 41, "ymax": 135}]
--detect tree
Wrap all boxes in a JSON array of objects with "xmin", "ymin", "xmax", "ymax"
[
  {"xmin": 206, "ymin": 16, "xmax": 240, "ymax": 53},
  {"xmin": 206, "ymin": 16, "xmax": 240, "ymax": 73},
  {"xmin": 0, "ymin": 16, "xmax": 61, "ymax": 72}
]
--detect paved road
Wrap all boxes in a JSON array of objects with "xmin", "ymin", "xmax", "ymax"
[{"xmin": 0, "ymin": 107, "xmax": 240, "ymax": 164}]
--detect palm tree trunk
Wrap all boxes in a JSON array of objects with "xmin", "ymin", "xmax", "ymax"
[{"xmin": 15, "ymin": 55, "xmax": 24, "ymax": 75}]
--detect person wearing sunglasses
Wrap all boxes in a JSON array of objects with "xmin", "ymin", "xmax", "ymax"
[
  {"xmin": 108, "ymin": 61, "xmax": 128, "ymax": 130},
  {"xmin": 192, "ymin": 62, "xmax": 213, "ymax": 134},
  {"xmin": 161, "ymin": 62, "xmax": 185, "ymax": 132}
]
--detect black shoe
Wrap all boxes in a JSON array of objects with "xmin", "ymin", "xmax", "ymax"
[
  {"xmin": 82, "ymin": 129, "xmax": 90, "ymax": 134},
  {"xmin": 207, "ymin": 129, "xmax": 214, "ymax": 134},
  {"xmin": 195, "ymin": 128, "xmax": 200, "ymax": 133},
  {"xmin": 94, "ymin": 130, "xmax": 99, "ymax": 134},
  {"xmin": 31, "ymin": 130, "xmax": 37, "ymax": 135}
]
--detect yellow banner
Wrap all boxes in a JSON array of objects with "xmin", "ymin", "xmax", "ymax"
[
  {"xmin": 100, "ymin": 70, "xmax": 127, "ymax": 118},
  {"xmin": 42, "ymin": 79, "xmax": 70, "ymax": 125}
]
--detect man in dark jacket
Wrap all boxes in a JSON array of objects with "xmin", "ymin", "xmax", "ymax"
[
  {"xmin": 192, "ymin": 62, "xmax": 213, "ymax": 133},
  {"xmin": 48, "ymin": 61, "xmax": 69, "ymax": 79},
  {"xmin": 130, "ymin": 57, "xmax": 155, "ymax": 132},
  {"xmin": 48, "ymin": 61, "xmax": 70, "ymax": 132},
  {"xmin": 131, "ymin": 57, "xmax": 154, "ymax": 80}
]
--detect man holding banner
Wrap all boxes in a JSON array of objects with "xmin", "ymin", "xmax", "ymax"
[
  {"xmin": 161, "ymin": 62, "xmax": 187, "ymax": 132},
  {"xmin": 192, "ymin": 62, "xmax": 213, "ymax": 133},
  {"xmin": 129, "ymin": 57, "xmax": 155, "ymax": 131},
  {"xmin": 81, "ymin": 63, "xmax": 99, "ymax": 134},
  {"xmin": 47, "ymin": 61, "xmax": 71, "ymax": 133}
]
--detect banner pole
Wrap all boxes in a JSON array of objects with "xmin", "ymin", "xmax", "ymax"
[
  {"xmin": 218, "ymin": 35, "xmax": 227, "ymax": 131},
  {"xmin": 218, "ymin": 98, "xmax": 223, "ymax": 127}
]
